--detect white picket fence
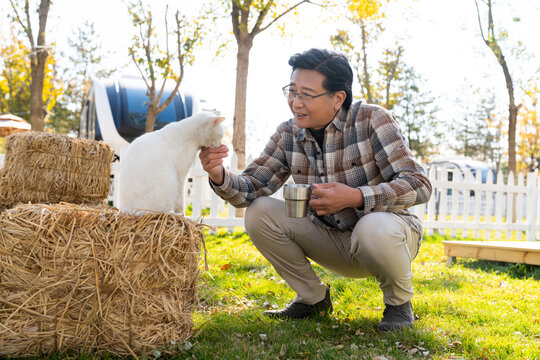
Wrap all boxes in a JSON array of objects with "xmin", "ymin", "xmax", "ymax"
[
  {"xmin": 181, "ymin": 154, "xmax": 540, "ymax": 241},
  {"xmin": 412, "ymin": 166, "xmax": 539, "ymax": 241},
  {"xmin": 2, "ymin": 153, "xmax": 540, "ymax": 241}
]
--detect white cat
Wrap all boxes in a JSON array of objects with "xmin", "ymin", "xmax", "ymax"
[{"xmin": 117, "ymin": 111, "xmax": 225, "ymax": 215}]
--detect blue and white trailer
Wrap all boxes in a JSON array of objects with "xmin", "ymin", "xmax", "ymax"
[{"xmin": 79, "ymin": 75, "xmax": 203, "ymax": 156}]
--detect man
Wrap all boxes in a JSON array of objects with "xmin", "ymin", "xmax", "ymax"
[{"xmin": 199, "ymin": 48, "xmax": 432, "ymax": 331}]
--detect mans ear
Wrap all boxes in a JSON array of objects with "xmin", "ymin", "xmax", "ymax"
[
  {"xmin": 214, "ymin": 117, "xmax": 225, "ymax": 125},
  {"xmin": 334, "ymin": 91, "xmax": 346, "ymax": 111}
]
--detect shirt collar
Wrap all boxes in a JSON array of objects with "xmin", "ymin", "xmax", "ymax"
[
  {"xmin": 293, "ymin": 108, "xmax": 348, "ymax": 142},
  {"xmin": 294, "ymin": 108, "xmax": 348, "ymax": 142}
]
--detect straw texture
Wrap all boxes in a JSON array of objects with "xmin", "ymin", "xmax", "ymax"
[
  {"xmin": 0, "ymin": 203, "xmax": 204, "ymax": 357},
  {"xmin": 0, "ymin": 131, "xmax": 113, "ymax": 209}
]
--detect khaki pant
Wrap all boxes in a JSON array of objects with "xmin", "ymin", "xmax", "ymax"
[{"xmin": 244, "ymin": 197, "xmax": 420, "ymax": 306}]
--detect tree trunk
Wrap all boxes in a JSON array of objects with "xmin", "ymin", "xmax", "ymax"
[
  {"xmin": 359, "ymin": 20, "xmax": 373, "ymax": 103},
  {"xmin": 233, "ymin": 36, "xmax": 253, "ymax": 170},
  {"xmin": 507, "ymin": 93, "xmax": 518, "ymax": 177},
  {"xmin": 29, "ymin": 51, "xmax": 47, "ymax": 130},
  {"xmin": 29, "ymin": 0, "xmax": 51, "ymax": 131},
  {"xmin": 145, "ymin": 105, "xmax": 158, "ymax": 133}
]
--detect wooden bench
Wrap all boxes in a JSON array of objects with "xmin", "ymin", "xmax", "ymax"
[{"xmin": 442, "ymin": 240, "xmax": 540, "ymax": 266}]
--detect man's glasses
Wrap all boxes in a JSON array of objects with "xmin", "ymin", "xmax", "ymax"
[{"xmin": 282, "ymin": 85, "xmax": 330, "ymax": 105}]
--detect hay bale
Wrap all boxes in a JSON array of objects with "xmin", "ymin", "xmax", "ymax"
[
  {"xmin": 0, "ymin": 203, "xmax": 204, "ymax": 357},
  {"xmin": 0, "ymin": 132, "xmax": 113, "ymax": 209}
]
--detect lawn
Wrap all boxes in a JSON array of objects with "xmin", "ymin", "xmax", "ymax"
[{"xmin": 182, "ymin": 230, "xmax": 539, "ymax": 360}]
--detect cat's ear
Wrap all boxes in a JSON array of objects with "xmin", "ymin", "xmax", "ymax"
[{"xmin": 213, "ymin": 117, "xmax": 225, "ymax": 126}]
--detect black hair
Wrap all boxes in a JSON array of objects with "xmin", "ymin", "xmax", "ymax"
[{"xmin": 288, "ymin": 48, "xmax": 353, "ymax": 110}]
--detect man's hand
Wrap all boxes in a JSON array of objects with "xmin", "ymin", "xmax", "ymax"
[
  {"xmin": 199, "ymin": 145, "xmax": 229, "ymax": 186},
  {"xmin": 309, "ymin": 182, "xmax": 363, "ymax": 216}
]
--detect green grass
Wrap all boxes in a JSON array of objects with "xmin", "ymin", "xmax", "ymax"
[
  {"xmin": 182, "ymin": 230, "xmax": 539, "ymax": 360},
  {"xmin": 26, "ymin": 231, "xmax": 540, "ymax": 359}
]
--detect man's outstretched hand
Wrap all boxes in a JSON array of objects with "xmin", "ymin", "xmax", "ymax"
[{"xmin": 199, "ymin": 144, "xmax": 229, "ymax": 186}]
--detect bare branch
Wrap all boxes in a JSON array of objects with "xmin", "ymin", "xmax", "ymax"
[
  {"xmin": 157, "ymin": 5, "xmax": 171, "ymax": 103},
  {"xmin": 156, "ymin": 10, "xmax": 188, "ymax": 114},
  {"xmin": 257, "ymin": 0, "xmax": 313, "ymax": 34},
  {"xmin": 251, "ymin": 0, "xmax": 273, "ymax": 35},
  {"xmin": 23, "ymin": 0, "xmax": 35, "ymax": 49},
  {"xmin": 9, "ymin": 0, "xmax": 33, "ymax": 47},
  {"xmin": 129, "ymin": 51, "xmax": 151, "ymax": 90},
  {"xmin": 144, "ymin": 12, "xmax": 156, "ymax": 95},
  {"xmin": 474, "ymin": 0, "xmax": 487, "ymax": 43},
  {"xmin": 240, "ymin": 0, "xmax": 253, "ymax": 30}
]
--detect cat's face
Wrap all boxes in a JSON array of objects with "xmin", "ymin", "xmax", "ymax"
[{"xmin": 199, "ymin": 112, "xmax": 225, "ymax": 148}]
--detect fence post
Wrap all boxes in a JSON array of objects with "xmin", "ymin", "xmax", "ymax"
[
  {"xmin": 191, "ymin": 160, "xmax": 204, "ymax": 219},
  {"xmin": 526, "ymin": 172, "xmax": 538, "ymax": 241}
]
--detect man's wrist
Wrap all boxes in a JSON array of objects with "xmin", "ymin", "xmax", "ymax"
[
  {"xmin": 355, "ymin": 188, "xmax": 364, "ymax": 209},
  {"xmin": 209, "ymin": 168, "xmax": 225, "ymax": 187}
]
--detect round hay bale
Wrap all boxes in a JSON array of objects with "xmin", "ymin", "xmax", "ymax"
[
  {"xmin": 0, "ymin": 131, "xmax": 113, "ymax": 209},
  {"xmin": 0, "ymin": 203, "xmax": 204, "ymax": 357}
]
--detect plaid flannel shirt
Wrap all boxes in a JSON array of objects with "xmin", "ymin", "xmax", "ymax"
[{"xmin": 211, "ymin": 101, "xmax": 432, "ymax": 236}]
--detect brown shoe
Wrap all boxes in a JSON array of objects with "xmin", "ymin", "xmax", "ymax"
[{"xmin": 264, "ymin": 287, "xmax": 332, "ymax": 319}]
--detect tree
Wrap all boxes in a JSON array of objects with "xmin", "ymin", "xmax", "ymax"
[
  {"xmin": 330, "ymin": 0, "xmax": 387, "ymax": 105},
  {"xmin": 517, "ymin": 82, "xmax": 540, "ymax": 173},
  {"xmin": 226, "ymin": 0, "xmax": 315, "ymax": 169},
  {"xmin": 451, "ymin": 90, "xmax": 504, "ymax": 170},
  {"xmin": 0, "ymin": 29, "xmax": 31, "ymax": 116},
  {"xmin": 377, "ymin": 45, "xmax": 404, "ymax": 110},
  {"xmin": 474, "ymin": 0, "xmax": 520, "ymax": 176},
  {"xmin": 8, "ymin": 0, "xmax": 51, "ymax": 131},
  {"xmin": 332, "ymin": 0, "xmax": 439, "ymax": 160},
  {"xmin": 128, "ymin": 0, "xmax": 204, "ymax": 133},
  {"xmin": 48, "ymin": 21, "xmax": 116, "ymax": 134},
  {"xmin": 393, "ymin": 67, "xmax": 439, "ymax": 162},
  {"xmin": 0, "ymin": 27, "xmax": 60, "ymax": 122},
  {"xmin": 331, "ymin": 0, "xmax": 411, "ymax": 111}
]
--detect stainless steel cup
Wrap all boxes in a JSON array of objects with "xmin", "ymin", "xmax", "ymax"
[{"xmin": 283, "ymin": 183, "xmax": 311, "ymax": 218}]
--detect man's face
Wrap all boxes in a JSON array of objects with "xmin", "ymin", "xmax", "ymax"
[{"xmin": 286, "ymin": 69, "xmax": 342, "ymax": 130}]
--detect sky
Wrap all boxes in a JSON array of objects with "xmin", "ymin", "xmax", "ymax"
[{"xmin": 1, "ymin": 0, "xmax": 539, "ymax": 159}]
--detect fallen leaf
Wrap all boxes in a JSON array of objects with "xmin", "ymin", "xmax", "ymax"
[
  {"xmin": 220, "ymin": 263, "xmax": 232, "ymax": 271},
  {"xmin": 259, "ymin": 333, "xmax": 267, "ymax": 341},
  {"xmin": 371, "ymin": 356, "xmax": 389, "ymax": 360},
  {"xmin": 280, "ymin": 344, "xmax": 286, "ymax": 356},
  {"xmin": 335, "ymin": 344, "xmax": 344, "ymax": 350}
]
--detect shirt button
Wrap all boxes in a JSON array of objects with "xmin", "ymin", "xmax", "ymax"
[
  {"xmin": 320, "ymin": 173, "xmax": 324, "ymax": 176},
  {"xmin": 336, "ymin": 220, "xmax": 341, "ymax": 224},
  {"xmin": 316, "ymin": 151, "xmax": 321, "ymax": 155}
]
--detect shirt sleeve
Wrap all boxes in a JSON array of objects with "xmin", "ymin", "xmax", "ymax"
[
  {"xmin": 210, "ymin": 125, "xmax": 291, "ymax": 208},
  {"xmin": 357, "ymin": 107, "xmax": 432, "ymax": 214}
]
